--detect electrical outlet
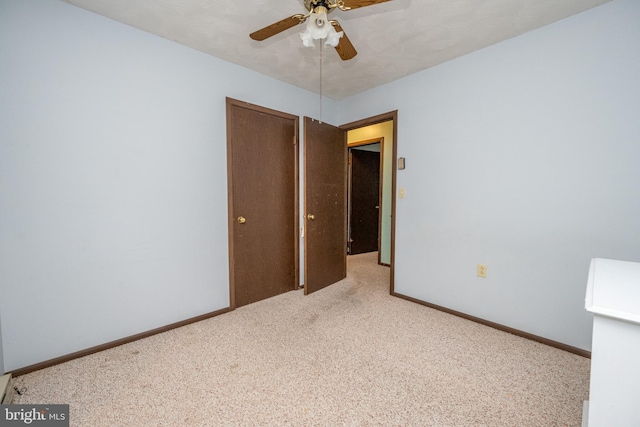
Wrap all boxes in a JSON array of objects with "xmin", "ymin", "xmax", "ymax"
[{"xmin": 477, "ymin": 264, "xmax": 487, "ymax": 278}]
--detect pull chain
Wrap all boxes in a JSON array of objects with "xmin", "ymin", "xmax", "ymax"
[{"xmin": 319, "ymin": 40, "xmax": 323, "ymax": 123}]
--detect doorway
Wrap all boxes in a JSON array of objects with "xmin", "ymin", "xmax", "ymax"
[
  {"xmin": 348, "ymin": 141, "xmax": 382, "ymax": 256},
  {"xmin": 303, "ymin": 113, "xmax": 397, "ymax": 295},
  {"xmin": 341, "ymin": 112, "xmax": 398, "ymax": 292},
  {"xmin": 345, "ymin": 119, "xmax": 394, "ymax": 267}
]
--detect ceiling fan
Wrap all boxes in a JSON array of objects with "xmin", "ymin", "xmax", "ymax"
[{"xmin": 250, "ymin": 0, "xmax": 392, "ymax": 61}]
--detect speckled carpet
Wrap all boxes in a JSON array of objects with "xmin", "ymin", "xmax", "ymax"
[{"xmin": 14, "ymin": 252, "xmax": 590, "ymax": 426}]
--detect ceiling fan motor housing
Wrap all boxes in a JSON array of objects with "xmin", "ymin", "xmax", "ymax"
[
  {"xmin": 306, "ymin": 0, "xmax": 335, "ymax": 14},
  {"xmin": 315, "ymin": 6, "xmax": 328, "ymax": 27}
]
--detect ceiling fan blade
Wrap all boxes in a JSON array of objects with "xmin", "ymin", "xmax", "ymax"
[
  {"xmin": 250, "ymin": 15, "xmax": 305, "ymax": 41},
  {"xmin": 340, "ymin": 0, "xmax": 392, "ymax": 10},
  {"xmin": 332, "ymin": 22, "xmax": 357, "ymax": 60}
]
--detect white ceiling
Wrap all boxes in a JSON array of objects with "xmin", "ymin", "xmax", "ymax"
[{"xmin": 62, "ymin": 0, "xmax": 612, "ymax": 100}]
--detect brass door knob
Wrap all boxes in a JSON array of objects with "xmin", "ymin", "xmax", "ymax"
[
  {"xmin": 307, "ymin": 214, "xmax": 315, "ymax": 220},
  {"xmin": 237, "ymin": 216, "xmax": 246, "ymax": 224}
]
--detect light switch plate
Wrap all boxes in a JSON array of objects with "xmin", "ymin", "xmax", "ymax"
[{"xmin": 398, "ymin": 157, "xmax": 406, "ymax": 170}]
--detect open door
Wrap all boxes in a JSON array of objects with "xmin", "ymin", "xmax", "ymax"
[
  {"xmin": 304, "ymin": 117, "xmax": 347, "ymax": 295},
  {"xmin": 349, "ymin": 148, "xmax": 381, "ymax": 255}
]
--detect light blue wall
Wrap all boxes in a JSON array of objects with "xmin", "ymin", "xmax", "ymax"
[
  {"xmin": 0, "ymin": 309, "xmax": 4, "ymax": 374},
  {"xmin": 339, "ymin": 0, "xmax": 640, "ymax": 351},
  {"xmin": 0, "ymin": 0, "xmax": 337, "ymax": 371}
]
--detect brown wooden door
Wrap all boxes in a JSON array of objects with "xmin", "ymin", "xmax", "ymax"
[
  {"xmin": 349, "ymin": 149, "xmax": 380, "ymax": 255},
  {"xmin": 304, "ymin": 117, "xmax": 347, "ymax": 295},
  {"xmin": 227, "ymin": 98, "xmax": 299, "ymax": 308}
]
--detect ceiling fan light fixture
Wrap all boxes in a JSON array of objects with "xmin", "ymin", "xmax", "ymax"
[{"xmin": 299, "ymin": 10, "xmax": 343, "ymax": 48}]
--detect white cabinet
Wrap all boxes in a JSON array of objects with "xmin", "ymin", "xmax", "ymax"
[{"xmin": 585, "ymin": 258, "xmax": 640, "ymax": 427}]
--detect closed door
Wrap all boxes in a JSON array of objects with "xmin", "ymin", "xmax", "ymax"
[
  {"xmin": 226, "ymin": 98, "xmax": 298, "ymax": 308},
  {"xmin": 349, "ymin": 149, "xmax": 381, "ymax": 255},
  {"xmin": 304, "ymin": 117, "xmax": 347, "ymax": 295}
]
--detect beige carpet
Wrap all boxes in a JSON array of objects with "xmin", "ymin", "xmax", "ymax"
[{"xmin": 14, "ymin": 252, "xmax": 590, "ymax": 426}]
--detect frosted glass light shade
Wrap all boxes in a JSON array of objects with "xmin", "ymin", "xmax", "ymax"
[
  {"xmin": 324, "ymin": 26, "xmax": 343, "ymax": 47},
  {"xmin": 299, "ymin": 11, "xmax": 343, "ymax": 48}
]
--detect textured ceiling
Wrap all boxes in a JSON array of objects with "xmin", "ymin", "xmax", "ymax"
[{"xmin": 62, "ymin": 0, "xmax": 612, "ymax": 100}]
